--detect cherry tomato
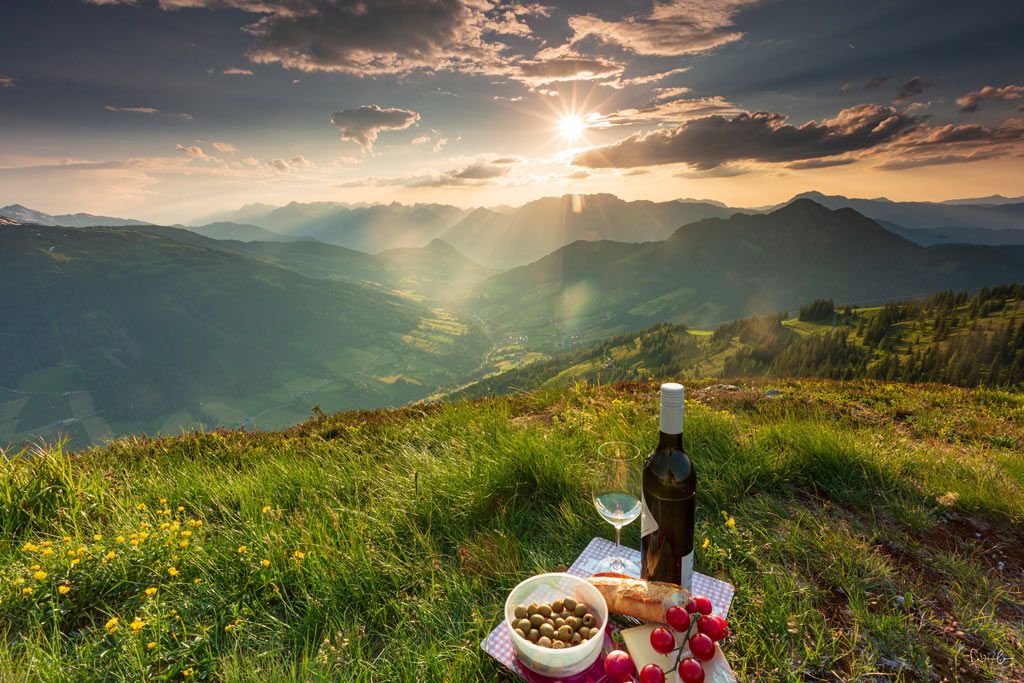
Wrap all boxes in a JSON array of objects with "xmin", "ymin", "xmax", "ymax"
[
  {"xmin": 649, "ymin": 626, "xmax": 676, "ymax": 655},
  {"xmin": 678, "ymin": 657, "xmax": 705, "ymax": 683},
  {"xmin": 688, "ymin": 633, "xmax": 716, "ymax": 662},
  {"xmin": 604, "ymin": 649, "xmax": 636, "ymax": 683},
  {"xmin": 639, "ymin": 664, "xmax": 666, "ymax": 683},
  {"xmin": 697, "ymin": 614, "xmax": 729, "ymax": 642},
  {"xmin": 665, "ymin": 605, "xmax": 691, "ymax": 632},
  {"xmin": 686, "ymin": 595, "xmax": 713, "ymax": 616}
]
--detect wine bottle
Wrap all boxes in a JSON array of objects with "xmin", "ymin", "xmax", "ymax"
[{"xmin": 640, "ymin": 382, "xmax": 697, "ymax": 590}]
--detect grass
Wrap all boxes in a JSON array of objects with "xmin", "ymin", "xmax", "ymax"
[{"xmin": 1, "ymin": 379, "xmax": 1022, "ymax": 681}]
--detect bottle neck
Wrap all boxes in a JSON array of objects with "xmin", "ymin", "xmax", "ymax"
[
  {"xmin": 658, "ymin": 400, "xmax": 684, "ymax": 449},
  {"xmin": 657, "ymin": 430, "xmax": 683, "ymax": 450}
]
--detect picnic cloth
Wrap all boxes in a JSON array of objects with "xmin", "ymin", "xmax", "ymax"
[{"xmin": 482, "ymin": 537, "xmax": 735, "ymax": 681}]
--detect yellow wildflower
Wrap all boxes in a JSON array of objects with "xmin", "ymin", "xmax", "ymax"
[
  {"xmin": 67, "ymin": 550, "xmax": 76, "ymax": 557},
  {"xmin": 224, "ymin": 623, "xmax": 234, "ymax": 632},
  {"xmin": 180, "ymin": 530, "xmax": 192, "ymax": 538},
  {"xmin": 702, "ymin": 538, "xmax": 711, "ymax": 549},
  {"xmin": 33, "ymin": 570, "xmax": 47, "ymax": 581},
  {"xmin": 70, "ymin": 558, "xmax": 81, "ymax": 567},
  {"xmin": 22, "ymin": 542, "xmax": 38, "ymax": 552},
  {"xmin": 182, "ymin": 668, "xmax": 194, "ymax": 678},
  {"xmin": 116, "ymin": 536, "xmax": 125, "ymax": 544},
  {"xmin": 12, "ymin": 578, "xmax": 25, "ymax": 586},
  {"xmin": 292, "ymin": 550, "xmax": 305, "ymax": 560},
  {"xmin": 77, "ymin": 546, "xmax": 87, "ymax": 556},
  {"xmin": 726, "ymin": 516, "xmax": 736, "ymax": 528},
  {"xmin": 41, "ymin": 540, "xmax": 52, "ymax": 547},
  {"xmin": 179, "ymin": 540, "xmax": 190, "ymax": 548},
  {"xmin": 130, "ymin": 540, "xmax": 139, "ymax": 547},
  {"xmin": 30, "ymin": 564, "xmax": 41, "ymax": 571},
  {"xmin": 93, "ymin": 534, "xmax": 103, "ymax": 541},
  {"xmin": 106, "ymin": 551, "xmax": 117, "ymax": 561},
  {"xmin": 160, "ymin": 523, "xmax": 170, "ymax": 531},
  {"xmin": 141, "ymin": 522, "xmax": 152, "ymax": 529},
  {"xmin": 193, "ymin": 578, "xmax": 201, "ymax": 585},
  {"xmin": 140, "ymin": 532, "xmax": 150, "ymax": 541},
  {"xmin": 170, "ymin": 521, "xmax": 180, "ymax": 531},
  {"xmin": 261, "ymin": 505, "xmax": 271, "ymax": 514},
  {"xmin": 21, "ymin": 587, "xmax": 33, "ymax": 596},
  {"xmin": 160, "ymin": 498, "xmax": 167, "ymax": 505},
  {"xmin": 63, "ymin": 536, "xmax": 72, "ymax": 542},
  {"xmin": 237, "ymin": 546, "xmax": 247, "ymax": 554},
  {"xmin": 137, "ymin": 503, "xmax": 147, "ymax": 510},
  {"xmin": 167, "ymin": 567, "xmax": 179, "ymax": 577},
  {"xmin": 145, "ymin": 587, "xmax": 157, "ymax": 597},
  {"xmin": 58, "ymin": 584, "xmax": 71, "ymax": 595},
  {"xmin": 130, "ymin": 618, "xmax": 146, "ymax": 634},
  {"xmin": 146, "ymin": 641, "xmax": 156, "ymax": 651},
  {"xmin": 177, "ymin": 506, "xmax": 184, "ymax": 512},
  {"xmin": 41, "ymin": 548, "xmax": 54, "ymax": 556},
  {"xmin": 105, "ymin": 617, "xmax": 119, "ymax": 634},
  {"xmin": 261, "ymin": 559, "xmax": 270, "ymax": 567}
]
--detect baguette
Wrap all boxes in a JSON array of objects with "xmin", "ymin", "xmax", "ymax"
[{"xmin": 587, "ymin": 572, "xmax": 689, "ymax": 623}]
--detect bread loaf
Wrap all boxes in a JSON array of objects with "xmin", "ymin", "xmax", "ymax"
[{"xmin": 587, "ymin": 572, "xmax": 689, "ymax": 623}]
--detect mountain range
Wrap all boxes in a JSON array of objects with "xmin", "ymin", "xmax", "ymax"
[{"xmin": 4, "ymin": 194, "xmax": 1024, "ymax": 447}]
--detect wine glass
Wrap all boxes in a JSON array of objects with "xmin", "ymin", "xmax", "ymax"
[{"xmin": 592, "ymin": 441, "xmax": 642, "ymax": 573}]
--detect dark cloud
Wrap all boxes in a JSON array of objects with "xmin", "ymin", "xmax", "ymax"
[
  {"xmin": 568, "ymin": 0, "xmax": 762, "ymax": 57},
  {"xmin": 339, "ymin": 156, "xmax": 520, "ymax": 188},
  {"xmin": 590, "ymin": 95, "xmax": 741, "ymax": 128},
  {"xmin": 0, "ymin": 74, "xmax": 15, "ymax": 87},
  {"xmin": 876, "ymin": 150, "xmax": 1003, "ymax": 170},
  {"xmin": 841, "ymin": 74, "xmax": 889, "ymax": 93},
  {"xmin": 893, "ymin": 76, "xmax": 932, "ymax": 103},
  {"xmin": 573, "ymin": 105, "xmax": 923, "ymax": 169},
  {"xmin": 105, "ymin": 105, "xmax": 159, "ymax": 113},
  {"xmin": 786, "ymin": 158, "xmax": 857, "ymax": 169},
  {"xmin": 453, "ymin": 160, "xmax": 509, "ymax": 180},
  {"xmin": 902, "ymin": 118, "xmax": 1024, "ymax": 147},
  {"xmin": 329, "ymin": 104, "xmax": 420, "ymax": 151},
  {"xmin": 956, "ymin": 84, "xmax": 1024, "ymax": 112}
]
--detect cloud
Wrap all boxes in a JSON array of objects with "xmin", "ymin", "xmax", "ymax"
[
  {"xmin": 589, "ymin": 95, "xmax": 742, "ymax": 128},
  {"xmin": 893, "ymin": 76, "xmax": 932, "ymax": 103},
  {"xmin": 0, "ymin": 74, "xmax": 15, "ymax": 88},
  {"xmin": 340, "ymin": 155, "xmax": 520, "ymax": 188},
  {"xmin": 329, "ymin": 104, "xmax": 420, "ymax": 151},
  {"xmin": 106, "ymin": 105, "xmax": 159, "ymax": 114},
  {"xmin": 566, "ymin": 170, "xmax": 589, "ymax": 179},
  {"xmin": 898, "ymin": 117, "xmax": 1024, "ymax": 147},
  {"xmin": 240, "ymin": 0, "xmax": 529, "ymax": 76},
  {"xmin": 567, "ymin": 0, "xmax": 761, "ymax": 57},
  {"xmin": 956, "ymin": 84, "xmax": 1024, "ymax": 112},
  {"xmin": 267, "ymin": 155, "xmax": 314, "ymax": 172},
  {"xmin": 573, "ymin": 104, "xmax": 924, "ymax": 169},
  {"xmin": 786, "ymin": 157, "xmax": 858, "ymax": 170},
  {"xmin": 223, "ymin": 67, "xmax": 254, "ymax": 75},
  {"xmin": 411, "ymin": 135, "xmax": 431, "ymax": 145},
  {"xmin": 210, "ymin": 141, "xmax": 238, "ymax": 153},
  {"xmin": 875, "ymin": 150, "xmax": 1003, "ymax": 170},
  {"xmin": 516, "ymin": 56, "xmax": 624, "ymax": 86},
  {"xmin": 176, "ymin": 144, "xmax": 215, "ymax": 160},
  {"xmin": 841, "ymin": 74, "xmax": 889, "ymax": 93},
  {"xmin": 83, "ymin": 0, "xmax": 137, "ymax": 4},
  {"xmin": 432, "ymin": 137, "xmax": 448, "ymax": 152}
]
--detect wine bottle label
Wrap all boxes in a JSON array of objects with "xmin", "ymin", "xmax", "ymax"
[
  {"xmin": 680, "ymin": 550, "xmax": 694, "ymax": 591},
  {"xmin": 640, "ymin": 492, "xmax": 658, "ymax": 537}
]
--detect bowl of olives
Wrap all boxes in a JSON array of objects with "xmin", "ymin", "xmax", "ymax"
[{"xmin": 504, "ymin": 572, "xmax": 608, "ymax": 677}]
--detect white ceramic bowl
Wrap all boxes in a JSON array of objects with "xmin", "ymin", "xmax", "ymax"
[{"xmin": 504, "ymin": 572, "xmax": 608, "ymax": 678}]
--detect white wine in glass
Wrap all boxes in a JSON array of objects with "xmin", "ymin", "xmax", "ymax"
[{"xmin": 592, "ymin": 441, "xmax": 642, "ymax": 573}]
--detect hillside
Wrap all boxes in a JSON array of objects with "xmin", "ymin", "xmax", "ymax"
[
  {"xmin": 0, "ymin": 225, "xmax": 489, "ymax": 448},
  {"xmin": 185, "ymin": 222, "xmax": 307, "ymax": 243},
  {"xmin": 1, "ymin": 380, "xmax": 1020, "ymax": 680},
  {"xmin": 456, "ymin": 286, "xmax": 1024, "ymax": 399},
  {"xmin": 779, "ymin": 192, "xmax": 1024, "ymax": 231},
  {"xmin": 0, "ymin": 204, "xmax": 151, "ymax": 228},
  {"xmin": 470, "ymin": 200, "xmax": 1024, "ymax": 351}
]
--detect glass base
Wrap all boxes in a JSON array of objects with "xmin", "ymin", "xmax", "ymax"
[{"xmin": 593, "ymin": 554, "xmax": 639, "ymax": 575}]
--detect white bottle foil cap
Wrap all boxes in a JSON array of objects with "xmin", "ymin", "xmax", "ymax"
[{"xmin": 660, "ymin": 382, "xmax": 685, "ymax": 406}]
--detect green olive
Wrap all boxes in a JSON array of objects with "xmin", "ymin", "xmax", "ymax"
[
  {"xmin": 527, "ymin": 602, "xmax": 539, "ymax": 616},
  {"xmin": 557, "ymin": 625, "xmax": 573, "ymax": 641},
  {"xmin": 573, "ymin": 604, "xmax": 587, "ymax": 618},
  {"xmin": 539, "ymin": 623, "xmax": 554, "ymax": 638},
  {"xmin": 577, "ymin": 626, "xmax": 589, "ymax": 639},
  {"xmin": 551, "ymin": 639, "xmax": 566, "ymax": 649},
  {"xmin": 586, "ymin": 626, "xmax": 599, "ymax": 638},
  {"xmin": 551, "ymin": 599, "xmax": 564, "ymax": 613},
  {"xmin": 537, "ymin": 636, "xmax": 551, "ymax": 648},
  {"xmin": 529, "ymin": 614, "xmax": 544, "ymax": 629},
  {"xmin": 571, "ymin": 632, "xmax": 582, "ymax": 645},
  {"xmin": 527, "ymin": 628, "xmax": 540, "ymax": 643},
  {"xmin": 515, "ymin": 628, "xmax": 526, "ymax": 639},
  {"xmin": 560, "ymin": 610, "xmax": 571, "ymax": 620},
  {"xmin": 514, "ymin": 605, "xmax": 528, "ymax": 619},
  {"xmin": 582, "ymin": 613, "xmax": 596, "ymax": 628},
  {"xmin": 566, "ymin": 616, "xmax": 579, "ymax": 630},
  {"xmin": 563, "ymin": 597, "xmax": 576, "ymax": 612},
  {"xmin": 554, "ymin": 617, "xmax": 565, "ymax": 629},
  {"xmin": 539, "ymin": 604, "xmax": 552, "ymax": 618}
]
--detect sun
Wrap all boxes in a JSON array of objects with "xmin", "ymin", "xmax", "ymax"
[{"xmin": 559, "ymin": 114, "xmax": 587, "ymax": 142}]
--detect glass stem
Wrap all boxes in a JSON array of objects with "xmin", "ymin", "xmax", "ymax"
[{"xmin": 615, "ymin": 525, "xmax": 621, "ymax": 549}]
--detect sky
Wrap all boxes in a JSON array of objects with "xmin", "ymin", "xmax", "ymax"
[{"xmin": 1, "ymin": 0, "xmax": 1023, "ymax": 224}]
